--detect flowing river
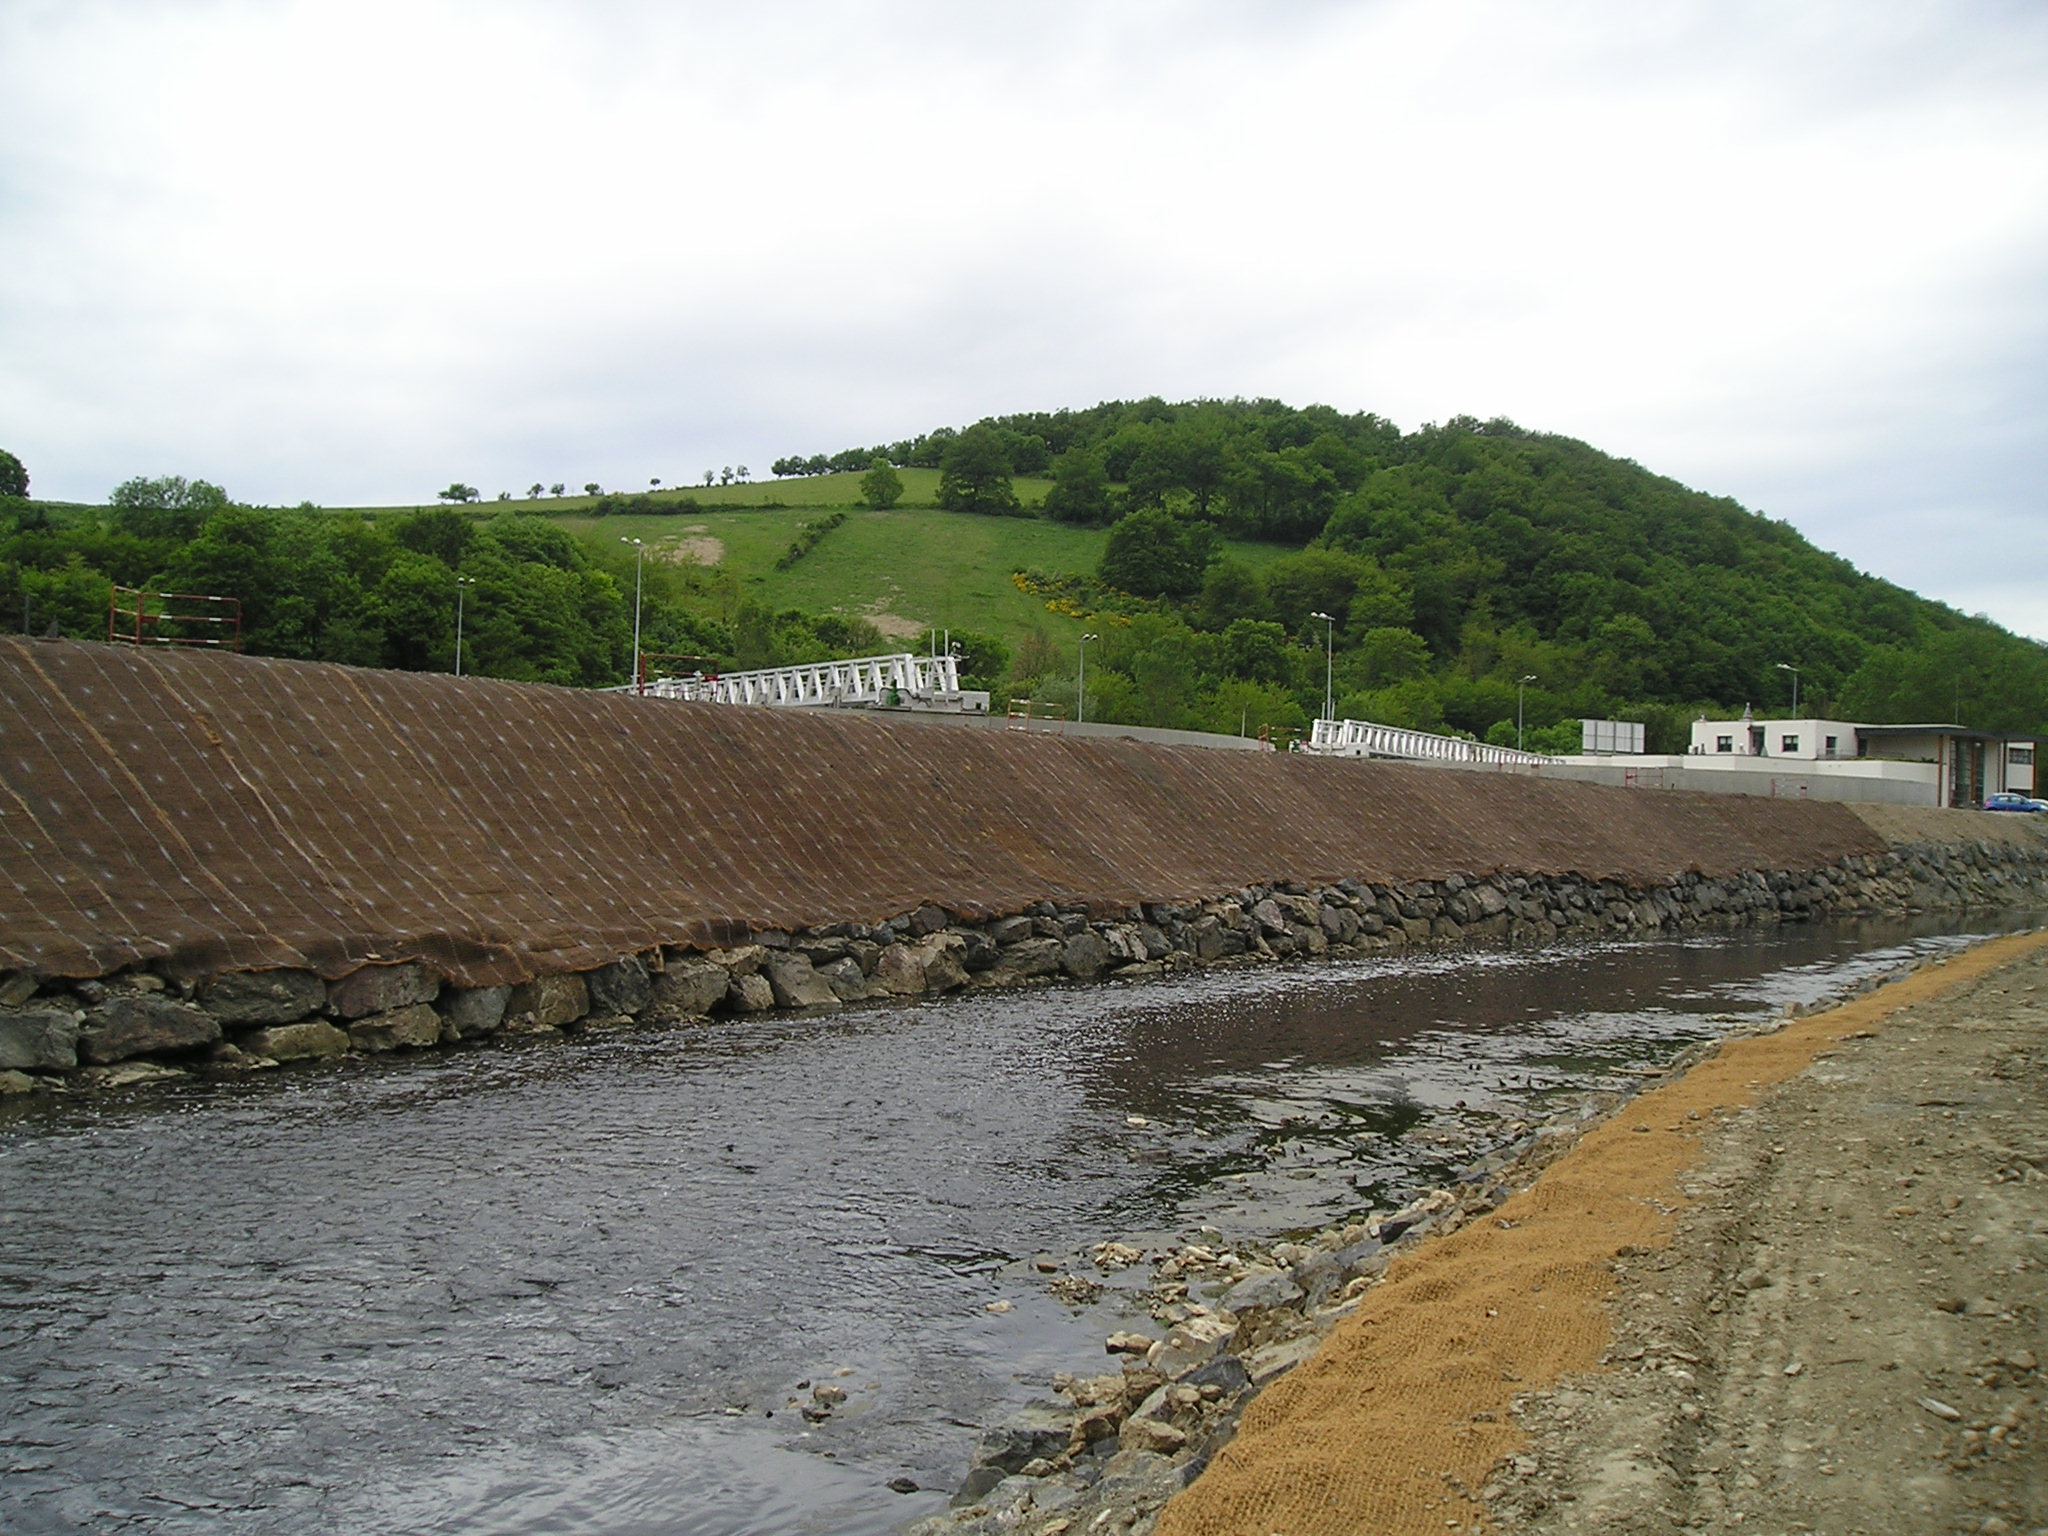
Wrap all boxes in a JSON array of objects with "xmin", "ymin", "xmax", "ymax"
[{"xmin": 1, "ymin": 915, "xmax": 2035, "ymax": 1535}]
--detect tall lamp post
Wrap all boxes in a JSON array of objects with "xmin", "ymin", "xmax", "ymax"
[
  {"xmin": 454, "ymin": 576, "xmax": 475, "ymax": 677},
  {"xmin": 621, "ymin": 537, "xmax": 645, "ymax": 692},
  {"xmin": 1775, "ymin": 661, "xmax": 1800, "ymax": 717},
  {"xmin": 1517, "ymin": 673, "xmax": 1537, "ymax": 751},
  {"xmin": 1310, "ymin": 610, "xmax": 1335, "ymax": 724},
  {"xmin": 1077, "ymin": 632, "xmax": 1097, "ymax": 724}
]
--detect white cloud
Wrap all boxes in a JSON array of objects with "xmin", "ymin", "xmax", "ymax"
[{"xmin": 2, "ymin": 0, "xmax": 2044, "ymax": 635}]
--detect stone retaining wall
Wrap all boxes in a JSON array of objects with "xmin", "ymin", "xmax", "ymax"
[{"xmin": 4, "ymin": 835, "xmax": 2043, "ymax": 1093}]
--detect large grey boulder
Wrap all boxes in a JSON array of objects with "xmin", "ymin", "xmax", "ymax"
[
  {"xmin": 761, "ymin": 952, "xmax": 840, "ymax": 1010},
  {"xmin": 585, "ymin": 955, "xmax": 652, "ymax": 1016},
  {"xmin": 705, "ymin": 944, "xmax": 767, "ymax": 978},
  {"xmin": 869, "ymin": 944, "xmax": 927, "ymax": 996},
  {"xmin": 971, "ymin": 1405, "xmax": 1075, "ymax": 1476},
  {"xmin": 0, "ymin": 1008, "xmax": 82, "ymax": 1071},
  {"xmin": 505, "ymin": 973, "xmax": 589, "ymax": 1029},
  {"xmin": 816, "ymin": 957, "xmax": 868, "ymax": 1001},
  {"xmin": 78, "ymin": 996, "xmax": 220, "ymax": 1064},
  {"xmin": 438, "ymin": 985, "xmax": 511, "ymax": 1038},
  {"xmin": 327, "ymin": 963, "xmax": 439, "ymax": 1019},
  {"xmin": 1000, "ymin": 937, "xmax": 1065, "ymax": 978},
  {"xmin": 348, "ymin": 1004, "xmax": 444, "ymax": 1052},
  {"xmin": 1060, "ymin": 931, "xmax": 1110, "ymax": 980},
  {"xmin": 651, "ymin": 958, "xmax": 730, "ymax": 1016},
  {"xmin": 1219, "ymin": 1265, "xmax": 1305, "ymax": 1313},
  {"xmin": 200, "ymin": 969, "xmax": 325, "ymax": 1025},
  {"xmin": 726, "ymin": 972, "xmax": 776, "ymax": 1012},
  {"xmin": 914, "ymin": 933, "xmax": 970, "ymax": 993}
]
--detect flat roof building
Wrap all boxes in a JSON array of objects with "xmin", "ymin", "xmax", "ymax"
[{"xmin": 1681, "ymin": 713, "xmax": 2039, "ymax": 807}]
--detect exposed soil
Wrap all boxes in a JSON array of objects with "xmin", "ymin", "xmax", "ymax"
[
  {"xmin": 865, "ymin": 609, "xmax": 926, "ymax": 640},
  {"xmin": 1155, "ymin": 928, "xmax": 2048, "ymax": 1536},
  {"xmin": 660, "ymin": 531, "xmax": 724, "ymax": 564}
]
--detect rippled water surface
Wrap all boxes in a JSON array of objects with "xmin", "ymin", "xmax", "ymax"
[{"xmin": 0, "ymin": 916, "xmax": 2034, "ymax": 1535}]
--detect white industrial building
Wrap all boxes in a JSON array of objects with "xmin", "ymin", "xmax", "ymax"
[{"xmin": 1306, "ymin": 709, "xmax": 2040, "ymax": 809}]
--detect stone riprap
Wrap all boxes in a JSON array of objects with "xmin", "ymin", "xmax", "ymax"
[{"xmin": 1, "ymin": 835, "xmax": 2043, "ymax": 1091}]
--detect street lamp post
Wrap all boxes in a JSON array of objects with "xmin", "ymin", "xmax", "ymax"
[
  {"xmin": 1775, "ymin": 661, "xmax": 1800, "ymax": 717},
  {"xmin": 621, "ymin": 537, "xmax": 645, "ymax": 692},
  {"xmin": 1310, "ymin": 611, "xmax": 1335, "ymax": 724},
  {"xmin": 1077, "ymin": 632, "xmax": 1097, "ymax": 724},
  {"xmin": 454, "ymin": 577, "xmax": 475, "ymax": 677},
  {"xmin": 1517, "ymin": 674, "xmax": 1537, "ymax": 751}
]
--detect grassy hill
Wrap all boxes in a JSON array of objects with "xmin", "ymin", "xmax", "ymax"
[
  {"xmin": 546, "ymin": 500, "xmax": 1293, "ymax": 656},
  {"xmin": 7, "ymin": 398, "xmax": 2045, "ymax": 748}
]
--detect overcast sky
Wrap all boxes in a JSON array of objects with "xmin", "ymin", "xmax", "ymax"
[{"xmin": 3, "ymin": 0, "xmax": 2044, "ymax": 638}]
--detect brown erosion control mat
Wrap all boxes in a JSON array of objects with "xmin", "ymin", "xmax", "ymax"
[
  {"xmin": 1154, "ymin": 927, "xmax": 2048, "ymax": 1536},
  {"xmin": 0, "ymin": 639, "xmax": 1887, "ymax": 984}
]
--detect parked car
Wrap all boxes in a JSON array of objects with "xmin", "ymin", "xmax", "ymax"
[{"xmin": 1982, "ymin": 791, "xmax": 2048, "ymax": 813}]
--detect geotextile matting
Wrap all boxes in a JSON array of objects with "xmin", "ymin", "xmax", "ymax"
[{"xmin": 0, "ymin": 639, "xmax": 1889, "ymax": 986}]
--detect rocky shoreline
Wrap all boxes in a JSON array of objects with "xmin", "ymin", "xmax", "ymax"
[
  {"xmin": 897, "ymin": 940, "xmax": 2018, "ymax": 1536},
  {"xmin": 2, "ymin": 837, "xmax": 2045, "ymax": 1098}
]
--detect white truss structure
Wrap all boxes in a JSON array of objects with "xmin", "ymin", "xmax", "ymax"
[
  {"xmin": 1306, "ymin": 717, "xmax": 1555, "ymax": 766},
  {"xmin": 627, "ymin": 652, "xmax": 965, "ymax": 708}
]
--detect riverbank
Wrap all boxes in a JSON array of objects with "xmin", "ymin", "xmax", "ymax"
[
  {"xmin": 5, "ymin": 827, "xmax": 2046, "ymax": 1095},
  {"xmin": 1148, "ymin": 925, "xmax": 2048, "ymax": 1536},
  {"xmin": 896, "ymin": 925, "xmax": 2048, "ymax": 1536}
]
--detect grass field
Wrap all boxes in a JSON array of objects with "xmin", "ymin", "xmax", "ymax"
[
  {"xmin": 551, "ymin": 502, "xmax": 1293, "ymax": 658},
  {"xmin": 325, "ymin": 473, "xmax": 1296, "ymax": 663}
]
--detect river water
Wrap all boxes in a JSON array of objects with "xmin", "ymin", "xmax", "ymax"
[{"xmin": 0, "ymin": 915, "xmax": 2035, "ymax": 1535}]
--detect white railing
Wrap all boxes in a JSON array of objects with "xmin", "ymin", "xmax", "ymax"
[
  {"xmin": 1306, "ymin": 717, "xmax": 1556, "ymax": 767},
  {"xmin": 623, "ymin": 652, "xmax": 963, "ymax": 708}
]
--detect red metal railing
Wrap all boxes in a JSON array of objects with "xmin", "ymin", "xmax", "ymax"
[{"xmin": 108, "ymin": 587, "xmax": 243, "ymax": 651}]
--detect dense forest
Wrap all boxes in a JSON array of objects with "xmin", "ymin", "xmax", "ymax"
[{"xmin": 4, "ymin": 399, "xmax": 2044, "ymax": 750}]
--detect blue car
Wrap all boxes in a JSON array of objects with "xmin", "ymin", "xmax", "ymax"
[{"xmin": 1982, "ymin": 791, "xmax": 2048, "ymax": 813}]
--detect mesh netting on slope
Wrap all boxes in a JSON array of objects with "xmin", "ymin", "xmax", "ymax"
[{"xmin": 0, "ymin": 639, "xmax": 1889, "ymax": 985}]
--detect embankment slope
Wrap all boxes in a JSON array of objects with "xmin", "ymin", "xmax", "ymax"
[{"xmin": 0, "ymin": 638, "xmax": 1901, "ymax": 985}]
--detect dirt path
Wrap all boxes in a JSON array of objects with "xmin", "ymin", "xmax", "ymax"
[{"xmin": 1155, "ymin": 929, "xmax": 2048, "ymax": 1536}]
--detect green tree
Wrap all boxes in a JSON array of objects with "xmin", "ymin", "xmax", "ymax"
[
  {"xmin": 107, "ymin": 475, "xmax": 231, "ymax": 543},
  {"xmin": 860, "ymin": 457, "xmax": 904, "ymax": 509},
  {"xmin": 1262, "ymin": 547, "xmax": 1410, "ymax": 635},
  {"xmin": 1099, "ymin": 506, "xmax": 1213, "ymax": 599},
  {"xmin": 1199, "ymin": 678, "xmax": 1308, "ymax": 739},
  {"xmin": 392, "ymin": 506, "xmax": 473, "ymax": 568},
  {"xmin": 1195, "ymin": 560, "xmax": 1270, "ymax": 630},
  {"xmin": 0, "ymin": 448, "xmax": 26, "ymax": 498},
  {"xmin": 935, "ymin": 424, "xmax": 1020, "ymax": 515},
  {"xmin": 1349, "ymin": 626, "xmax": 1431, "ymax": 685},
  {"xmin": 1219, "ymin": 618, "xmax": 1293, "ymax": 685},
  {"xmin": 437, "ymin": 483, "xmax": 480, "ymax": 504},
  {"xmin": 1041, "ymin": 448, "xmax": 1115, "ymax": 526}
]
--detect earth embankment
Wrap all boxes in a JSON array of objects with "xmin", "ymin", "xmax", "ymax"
[
  {"xmin": 0, "ymin": 638, "xmax": 1892, "ymax": 986},
  {"xmin": 1152, "ymin": 929, "xmax": 2048, "ymax": 1536}
]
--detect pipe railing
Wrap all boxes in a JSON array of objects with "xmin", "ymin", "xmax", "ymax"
[
  {"xmin": 1306, "ymin": 717, "xmax": 1555, "ymax": 766},
  {"xmin": 615, "ymin": 652, "xmax": 963, "ymax": 708}
]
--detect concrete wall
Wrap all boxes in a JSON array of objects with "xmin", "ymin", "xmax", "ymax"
[{"xmin": 1538, "ymin": 754, "xmax": 1942, "ymax": 806}]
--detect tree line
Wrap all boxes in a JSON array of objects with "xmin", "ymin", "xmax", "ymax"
[
  {"xmin": 780, "ymin": 400, "xmax": 2048, "ymax": 745},
  {"xmin": 8, "ymin": 405, "xmax": 2043, "ymax": 750}
]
